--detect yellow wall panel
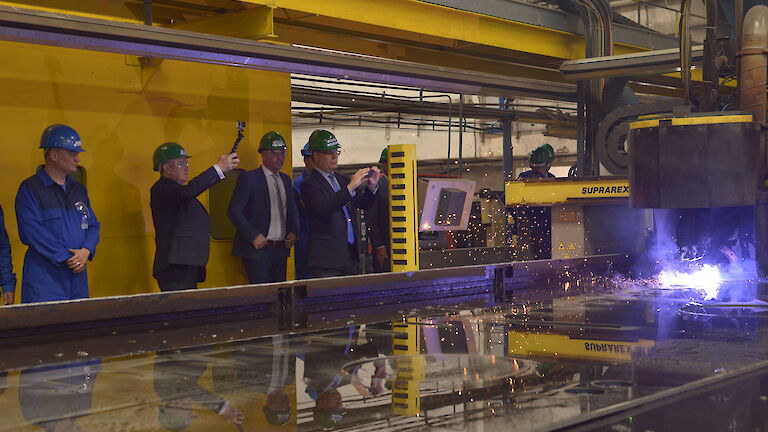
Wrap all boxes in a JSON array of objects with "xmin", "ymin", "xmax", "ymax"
[{"xmin": 0, "ymin": 41, "xmax": 292, "ymax": 300}]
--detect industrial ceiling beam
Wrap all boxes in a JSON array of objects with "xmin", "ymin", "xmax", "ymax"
[
  {"xmin": 560, "ymin": 45, "xmax": 705, "ymax": 79},
  {"xmin": 238, "ymin": 0, "xmax": 677, "ymax": 59},
  {"xmin": 271, "ymin": 19, "xmax": 567, "ymax": 83},
  {"xmin": 0, "ymin": 0, "xmax": 201, "ymax": 23},
  {"xmin": 0, "ymin": 5, "xmax": 577, "ymax": 100},
  {"xmin": 169, "ymin": 4, "xmax": 275, "ymax": 39},
  {"xmin": 0, "ymin": 1, "xmax": 710, "ymax": 98},
  {"xmin": 291, "ymin": 87, "xmax": 572, "ymax": 122},
  {"xmin": 420, "ymin": 0, "xmax": 679, "ymax": 51}
]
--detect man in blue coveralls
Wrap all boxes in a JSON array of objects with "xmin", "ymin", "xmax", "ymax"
[
  {"xmin": 15, "ymin": 124, "xmax": 100, "ymax": 303},
  {"xmin": 0, "ymin": 205, "xmax": 16, "ymax": 305}
]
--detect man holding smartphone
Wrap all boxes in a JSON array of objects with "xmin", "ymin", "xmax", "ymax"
[{"xmin": 301, "ymin": 129, "xmax": 380, "ymax": 278}]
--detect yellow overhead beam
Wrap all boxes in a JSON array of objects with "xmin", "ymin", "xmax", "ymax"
[
  {"xmin": 0, "ymin": 0, "xmax": 245, "ymax": 23},
  {"xmin": 272, "ymin": 23, "xmax": 567, "ymax": 83},
  {"xmin": 0, "ymin": 0, "xmax": 143, "ymax": 23},
  {"xmin": 170, "ymin": 5, "xmax": 275, "ymax": 39},
  {"xmin": 243, "ymin": 0, "xmax": 605, "ymax": 60}
]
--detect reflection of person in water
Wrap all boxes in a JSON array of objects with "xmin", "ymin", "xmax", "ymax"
[
  {"xmin": 153, "ymin": 349, "xmax": 244, "ymax": 430},
  {"xmin": 303, "ymin": 325, "xmax": 388, "ymax": 430},
  {"xmin": 18, "ymin": 360, "xmax": 101, "ymax": 432},
  {"xmin": 211, "ymin": 335, "xmax": 296, "ymax": 427},
  {"xmin": 260, "ymin": 336, "xmax": 295, "ymax": 426}
]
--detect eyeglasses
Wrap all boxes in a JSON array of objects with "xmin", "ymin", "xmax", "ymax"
[
  {"xmin": 317, "ymin": 150, "xmax": 341, "ymax": 156},
  {"xmin": 262, "ymin": 149, "xmax": 287, "ymax": 156},
  {"xmin": 167, "ymin": 159, "xmax": 189, "ymax": 168}
]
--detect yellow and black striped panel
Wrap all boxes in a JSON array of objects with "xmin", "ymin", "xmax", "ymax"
[
  {"xmin": 387, "ymin": 144, "xmax": 419, "ymax": 272},
  {"xmin": 392, "ymin": 318, "xmax": 423, "ymax": 416}
]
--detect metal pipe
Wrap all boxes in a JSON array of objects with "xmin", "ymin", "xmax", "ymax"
[
  {"xmin": 458, "ymin": 94, "xmax": 464, "ymax": 176},
  {"xmin": 502, "ymin": 116, "xmax": 514, "ymax": 182},
  {"xmin": 741, "ymin": 5, "xmax": 768, "ymax": 282},
  {"xmin": 741, "ymin": 4, "xmax": 768, "ymax": 190},
  {"xmin": 576, "ymin": 80, "xmax": 586, "ymax": 176},
  {"xmin": 447, "ymin": 96, "xmax": 452, "ymax": 174},
  {"xmin": 736, "ymin": 0, "xmax": 744, "ymax": 104},
  {"xmin": 143, "ymin": 0, "xmax": 152, "ymax": 26},
  {"xmin": 739, "ymin": 5, "xmax": 768, "ymax": 128},
  {"xmin": 679, "ymin": 0, "xmax": 719, "ymax": 108}
]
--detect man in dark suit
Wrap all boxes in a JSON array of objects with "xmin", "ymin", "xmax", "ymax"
[
  {"xmin": 302, "ymin": 129, "xmax": 381, "ymax": 278},
  {"xmin": 150, "ymin": 142, "xmax": 239, "ymax": 291},
  {"xmin": 292, "ymin": 142, "xmax": 314, "ymax": 280},
  {"xmin": 228, "ymin": 131, "xmax": 299, "ymax": 284},
  {"xmin": 366, "ymin": 147, "xmax": 391, "ymax": 273}
]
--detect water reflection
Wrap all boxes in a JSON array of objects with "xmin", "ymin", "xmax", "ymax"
[
  {"xmin": 18, "ymin": 361, "xmax": 100, "ymax": 432},
  {"xmin": 154, "ymin": 348, "xmax": 244, "ymax": 429},
  {"xmin": 3, "ymin": 284, "xmax": 768, "ymax": 431}
]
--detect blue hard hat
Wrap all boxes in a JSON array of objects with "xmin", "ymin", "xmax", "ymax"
[
  {"xmin": 39, "ymin": 124, "xmax": 84, "ymax": 153},
  {"xmin": 301, "ymin": 142, "xmax": 312, "ymax": 157}
]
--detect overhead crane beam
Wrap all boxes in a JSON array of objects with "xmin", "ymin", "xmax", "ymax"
[
  {"xmin": 0, "ymin": 5, "xmax": 577, "ymax": 100},
  {"xmin": 238, "ymin": 0, "xmax": 676, "ymax": 60},
  {"xmin": 0, "ymin": 0, "xmax": 237, "ymax": 23},
  {"xmin": 0, "ymin": 1, "xmax": 701, "ymax": 97},
  {"xmin": 169, "ymin": 4, "xmax": 275, "ymax": 39}
]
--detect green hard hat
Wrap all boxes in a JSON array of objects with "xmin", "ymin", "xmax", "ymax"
[
  {"xmin": 313, "ymin": 407, "xmax": 345, "ymax": 430},
  {"xmin": 529, "ymin": 143, "xmax": 555, "ymax": 166},
  {"xmin": 307, "ymin": 129, "xmax": 341, "ymax": 152},
  {"xmin": 153, "ymin": 142, "xmax": 190, "ymax": 171},
  {"xmin": 379, "ymin": 148, "xmax": 388, "ymax": 164},
  {"xmin": 263, "ymin": 406, "xmax": 292, "ymax": 426},
  {"xmin": 259, "ymin": 131, "xmax": 287, "ymax": 152}
]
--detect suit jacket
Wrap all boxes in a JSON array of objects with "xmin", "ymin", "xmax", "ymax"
[
  {"xmin": 366, "ymin": 175, "xmax": 390, "ymax": 250},
  {"xmin": 150, "ymin": 167, "xmax": 221, "ymax": 278},
  {"xmin": 302, "ymin": 170, "xmax": 375, "ymax": 271},
  {"xmin": 228, "ymin": 166, "xmax": 299, "ymax": 260}
]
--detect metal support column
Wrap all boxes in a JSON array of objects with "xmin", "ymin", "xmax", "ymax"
[
  {"xmin": 143, "ymin": 0, "xmax": 152, "ymax": 25},
  {"xmin": 502, "ymin": 116, "xmax": 514, "ymax": 182},
  {"xmin": 576, "ymin": 81, "xmax": 586, "ymax": 176}
]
